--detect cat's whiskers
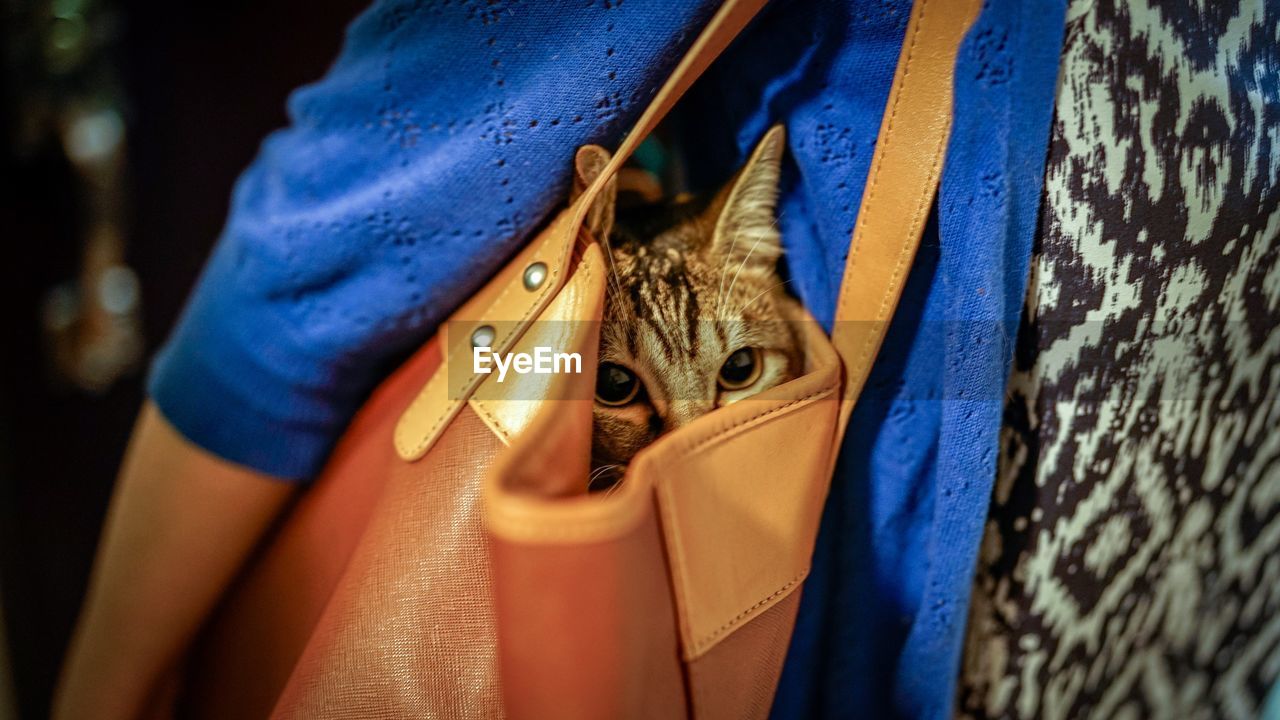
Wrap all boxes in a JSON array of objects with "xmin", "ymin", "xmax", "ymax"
[
  {"xmin": 608, "ymin": 272, "xmax": 640, "ymax": 341},
  {"xmin": 587, "ymin": 464, "xmax": 623, "ymax": 492},
  {"xmin": 716, "ymin": 213, "xmax": 783, "ymax": 319},
  {"xmin": 720, "ymin": 234, "xmax": 767, "ymax": 320},
  {"xmin": 734, "ymin": 278, "xmax": 791, "ymax": 316},
  {"xmin": 715, "ymin": 239, "xmax": 740, "ymax": 318},
  {"xmin": 599, "ymin": 237, "xmax": 639, "ymax": 336},
  {"xmin": 599, "ymin": 238, "xmax": 625, "ymax": 306}
]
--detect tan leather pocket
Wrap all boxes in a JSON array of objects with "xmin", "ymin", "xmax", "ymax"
[{"xmin": 631, "ymin": 316, "xmax": 841, "ymax": 660}]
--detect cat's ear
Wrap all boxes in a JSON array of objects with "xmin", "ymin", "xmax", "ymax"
[
  {"xmin": 571, "ymin": 144, "xmax": 617, "ymax": 241},
  {"xmin": 708, "ymin": 124, "xmax": 786, "ymax": 272}
]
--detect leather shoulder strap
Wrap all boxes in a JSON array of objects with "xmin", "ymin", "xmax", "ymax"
[{"xmin": 829, "ymin": 0, "xmax": 981, "ymax": 436}]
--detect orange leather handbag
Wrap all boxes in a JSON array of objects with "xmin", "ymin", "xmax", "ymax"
[{"xmin": 180, "ymin": 0, "xmax": 979, "ymax": 717}]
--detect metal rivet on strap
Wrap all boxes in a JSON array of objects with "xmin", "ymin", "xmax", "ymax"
[
  {"xmin": 471, "ymin": 324, "xmax": 496, "ymax": 349},
  {"xmin": 522, "ymin": 261, "xmax": 548, "ymax": 291}
]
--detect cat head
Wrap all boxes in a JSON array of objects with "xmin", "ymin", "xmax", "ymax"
[{"xmin": 576, "ymin": 125, "xmax": 801, "ymax": 485}]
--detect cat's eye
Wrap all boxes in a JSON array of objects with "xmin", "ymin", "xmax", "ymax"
[
  {"xmin": 596, "ymin": 362, "xmax": 641, "ymax": 406},
  {"xmin": 718, "ymin": 347, "xmax": 762, "ymax": 390}
]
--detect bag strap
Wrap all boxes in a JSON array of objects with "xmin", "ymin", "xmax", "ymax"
[
  {"xmin": 828, "ymin": 0, "xmax": 982, "ymax": 437},
  {"xmin": 395, "ymin": 0, "xmax": 766, "ymax": 461}
]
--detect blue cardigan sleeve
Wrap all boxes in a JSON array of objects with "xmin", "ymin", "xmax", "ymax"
[{"xmin": 148, "ymin": 1, "xmax": 718, "ymax": 480}]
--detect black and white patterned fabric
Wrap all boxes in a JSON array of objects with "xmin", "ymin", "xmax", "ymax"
[{"xmin": 959, "ymin": 0, "xmax": 1280, "ymax": 718}]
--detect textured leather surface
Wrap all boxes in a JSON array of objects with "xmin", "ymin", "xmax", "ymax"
[
  {"xmin": 182, "ymin": 336, "xmax": 442, "ymax": 719},
  {"xmin": 490, "ymin": 509, "xmax": 686, "ymax": 720},
  {"xmin": 479, "ymin": 243, "xmax": 684, "ymax": 720},
  {"xmin": 274, "ymin": 406, "xmax": 503, "ymax": 719},
  {"xmin": 640, "ymin": 311, "xmax": 840, "ymax": 661},
  {"xmin": 687, "ymin": 591, "xmax": 802, "ymax": 720}
]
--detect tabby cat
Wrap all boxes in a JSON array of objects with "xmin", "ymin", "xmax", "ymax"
[{"xmin": 572, "ymin": 125, "xmax": 804, "ymax": 490}]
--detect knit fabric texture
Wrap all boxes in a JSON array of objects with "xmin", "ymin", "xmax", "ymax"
[{"xmin": 149, "ymin": 0, "xmax": 720, "ymax": 478}]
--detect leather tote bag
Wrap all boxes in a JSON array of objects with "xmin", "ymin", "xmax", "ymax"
[{"xmin": 179, "ymin": 0, "xmax": 979, "ymax": 717}]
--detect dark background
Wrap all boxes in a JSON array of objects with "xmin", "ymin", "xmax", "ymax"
[{"xmin": 0, "ymin": 1, "xmax": 366, "ymax": 715}]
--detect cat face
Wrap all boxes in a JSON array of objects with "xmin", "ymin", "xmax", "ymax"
[{"xmin": 574, "ymin": 126, "xmax": 802, "ymax": 490}]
